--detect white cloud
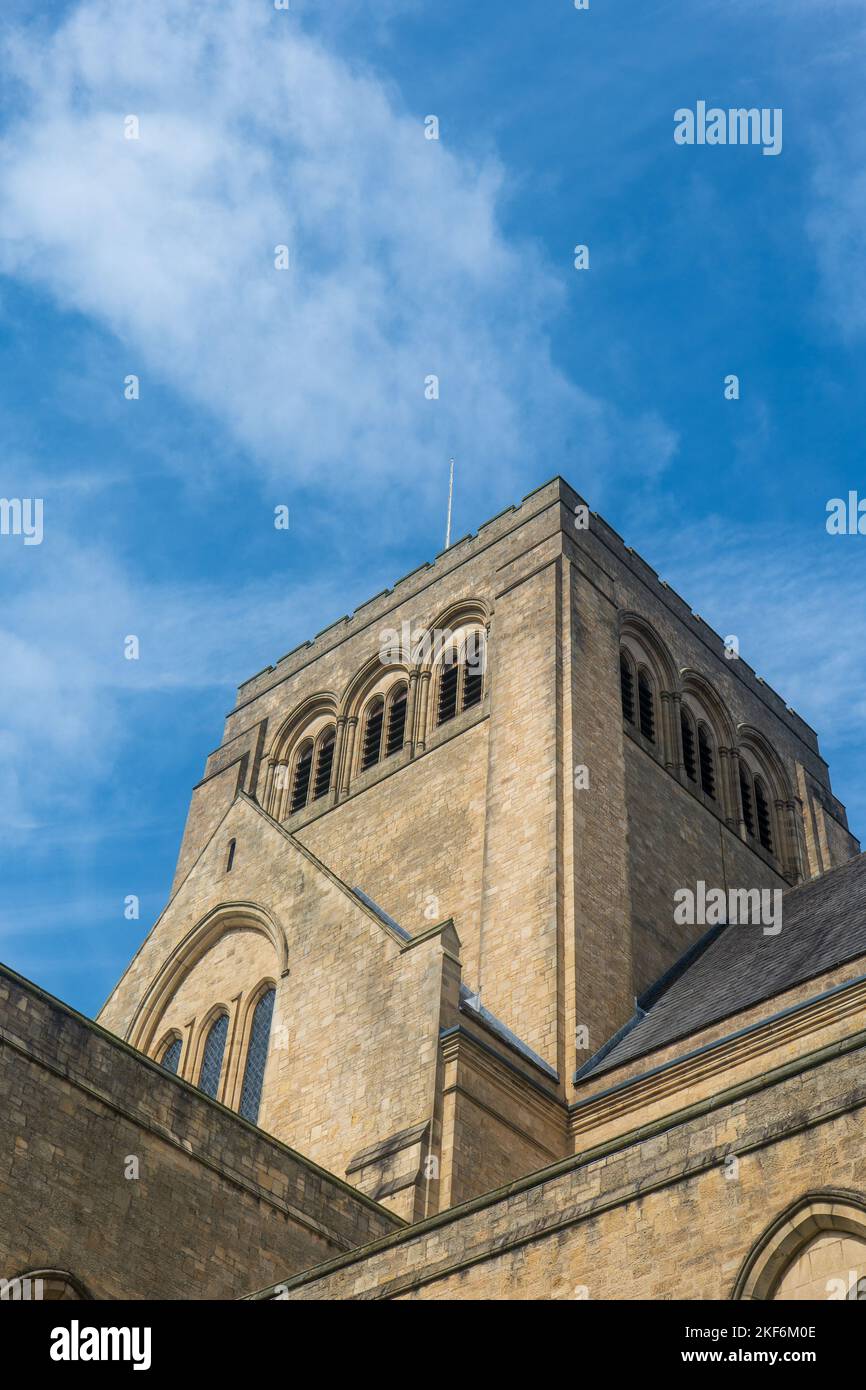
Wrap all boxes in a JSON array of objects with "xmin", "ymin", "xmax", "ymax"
[
  {"xmin": 0, "ymin": 0, "xmax": 676, "ymax": 521},
  {"xmin": 641, "ymin": 516, "xmax": 866, "ymax": 745}
]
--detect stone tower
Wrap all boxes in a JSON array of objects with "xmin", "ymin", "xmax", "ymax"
[{"xmin": 97, "ymin": 476, "xmax": 858, "ymax": 1218}]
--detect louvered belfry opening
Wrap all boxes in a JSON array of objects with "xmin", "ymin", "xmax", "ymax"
[
  {"xmin": 312, "ymin": 727, "xmax": 335, "ymax": 800},
  {"xmin": 740, "ymin": 767, "xmax": 755, "ymax": 836},
  {"xmin": 620, "ymin": 652, "xmax": 635, "ymax": 723},
  {"xmin": 361, "ymin": 697, "xmax": 385, "ymax": 770},
  {"xmin": 698, "ymin": 725, "xmax": 716, "ymax": 799},
  {"xmin": 385, "ymin": 686, "xmax": 407, "ymax": 756},
  {"xmin": 755, "ymin": 779, "xmax": 774, "ymax": 852},
  {"xmin": 290, "ymin": 740, "xmax": 314, "ymax": 813},
  {"xmin": 438, "ymin": 656, "xmax": 459, "ymax": 725},
  {"xmin": 681, "ymin": 710, "xmax": 697, "ymax": 781},
  {"xmin": 462, "ymin": 634, "xmax": 485, "ymax": 711},
  {"xmin": 637, "ymin": 670, "xmax": 655, "ymax": 742}
]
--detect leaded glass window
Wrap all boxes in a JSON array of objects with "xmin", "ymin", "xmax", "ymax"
[
  {"xmin": 239, "ymin": 988, "xmax": 276, "ymax": 1124},
  {"xmin": 198, "ymin": 1012, "xmax": 229, "ymax": 1099},
  {"xmin": 161, "ymin": 1037, "xmax": 182, "ymax": 1074}
]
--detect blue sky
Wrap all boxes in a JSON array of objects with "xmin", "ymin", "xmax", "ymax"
[{"xmin": 2, "ymin": 0, "xmax": 866, "ymax": 1016}]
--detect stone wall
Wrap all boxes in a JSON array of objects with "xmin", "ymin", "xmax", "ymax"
[
  {"xmin": 262, "ymin": 1031, "xmax": 866, "ymax": 1300},
  {"xmin": 0, "ymin": 966, "xmax": 400, "ymax": 1300}
]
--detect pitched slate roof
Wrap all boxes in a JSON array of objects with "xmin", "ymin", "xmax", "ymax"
[{"xmin": 579, "ymin": 852, "xmax": 866, "ymax": 1082}]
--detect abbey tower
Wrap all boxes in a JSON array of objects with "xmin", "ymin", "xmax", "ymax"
[{"xmin": 92, "ymin": 476, "xmax": 857, "ymax": 1222}]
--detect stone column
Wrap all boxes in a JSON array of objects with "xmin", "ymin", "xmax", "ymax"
[
  {"xmin": 331, "ymin": 716, "xmax": 347, "ymax": 805},
  {"xmin": 339, "ymin": 717, "xmax": 358, "ymax": 796},
  {"xmin": 404, "ymin": 671, "xmax": 419, "ymax": 753},
  {"xmin": 777, "ymin": 798, "xmax": 803, "ymax": 884},
  {"xmin": 662, "ymin": 691, "xmax": 682, "ymax": 778},
  {"xmin": 274, "ymin": 762, "xmax": 291, "ymax": 822},
  {"xmin": 415, "ymin": 670, "xmax": 432, "ymax": 753},
  {"xmin": 725, "ymin": 749, "xmax": 745, "ymax": 836},
  {"xmin": 262, "ymin": 758, "xmax": 277, "ymax": 816}
]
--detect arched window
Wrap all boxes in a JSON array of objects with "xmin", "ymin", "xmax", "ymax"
[
  {"xmin": 740, "ymin": 766, "xmax": 756, "ymax": 836},
  {"xmin": 698, "ymin": 724, "xmax": 716, "ymax": 799},
  {"xmin": 637, "ymin": 669, "xmax": 655, "ymax": 742},
  {"xmin": 312, "ymin": 726, "xmax": 335, "ymax": 800},
  {"xmin": 225, "ymin": 838, "xmax": 236, "ymax": 873},
  {"xmin": 755, "ymin": 778, "xmax": 774, "ymax": 853},
  {"xmin": 160, "ymin": 1036, "xmax": 182, "ymax": 1075},
  {"xmin": 290, "ymin": 740, "xmax": 314, "ymax": 813},
  {"xmin": 620, "ymin": 651, "xmax": 635, "ymax": 724},
  {"xmin": 437, "ymin": 656, "xmax": 459, "ymax": 725},
  {"xmin": 733, "ymin": 1194, "xmax": 866, "ymax": 1300},
  {"xmin": 461, "ymin": 632, "xmax": 485, "ymax": 710},
  {"xmin": 681, "ymin": 708, "xmax": 697, "ymax": 782},
  {"xmin": 385, "ymin": 684, "xmax": 408, "ymax": 756},
  {"xmin": 197, "ymin": 1012, "xmax": 229, "ymax": 1099},
  {"xmin": 239, "ymin": 988, "xmax": 276, "ymax": 1124},
  {"xmin": 361, "ymin": 696, "xmax": 385, "ymax": 770}
]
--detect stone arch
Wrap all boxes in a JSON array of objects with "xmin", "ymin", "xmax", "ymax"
[
  {"xmin": 619, "ymin": 614, "xmax": 676, "ymax": 766},
  {"xmin": 737, "ymin": 724, "xmax": 802, "ymax": 880},
  {"xmin": 340, "ymin": 654, "xmax": 410, "ymax": 720},
  {"xmin": 2, "ymin": 1269, "xmax": 92, "ymax": 1300},
  {"xmin": 266, "ymin": 691, "xmax": 339, "ymax": 763},
  {"xmin": 416, "ymin": 596, "xmax": 490, "ymax": 674},
  {"xmin": 154, "ymin": 1028, "xmax": 183, "ymax": 1073},
  {"xmin": 732, "ymin": 1191, "xmax": 866, "ymax": 1300},
  {"xmin": 619, "ymin": 613, "xmax": 677, "ymax": 692},
  {"xmin": 127, "ymin": 902, "xmax": 288, "ymax": 1054},
  {"xmin": 261, "ymin": 692, "xmax": 339, "ymax": 816},
  {"xmin": 679, "ymin": 670, "xmax": 738, "ymax": 820},
  {"xmin": 419, "ymin": 600, "xmax": 488, "ymax": 738},
  {"xmin": 680, "ymin": 669, "xmax": 737, "ymax": 750},
  {"xmin": 737, "ymin": 724, "xmax": 793, "ymax": 804}
]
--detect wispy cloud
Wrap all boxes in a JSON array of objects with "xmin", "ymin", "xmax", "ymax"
[
  {"xmin": 0, "ymin": 527, "xmax": 346, "ymax": 835},
  {"xmin": 0, "ymin": 0, "xmax": 676, "ymax": 527}
]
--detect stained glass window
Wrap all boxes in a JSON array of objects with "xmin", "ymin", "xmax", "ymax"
[
  {"xmin": 161, "ymin": 1037, "xmax": 182, "ymax": 1074},
  {"xmin": 198, "ymin": 1012, "xmax": 229, "ymax": 1099},
  {"xmin": 239, "ymin": 989, "xmax": 276, "ymax": 1124}
]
